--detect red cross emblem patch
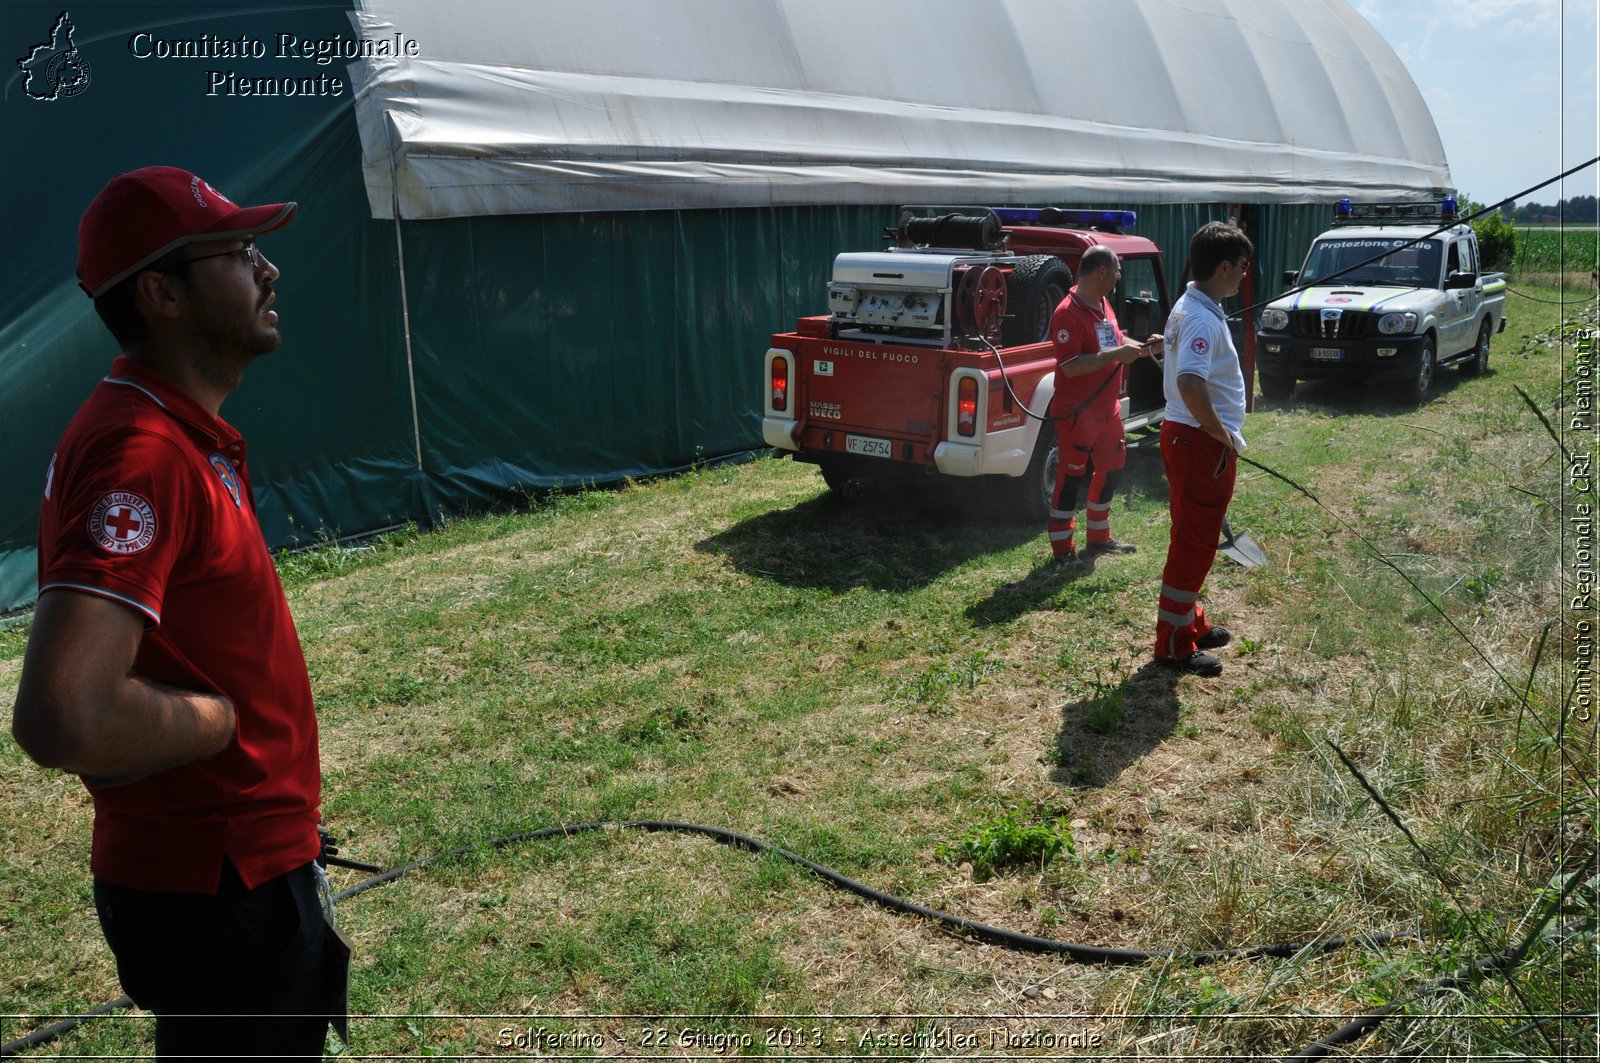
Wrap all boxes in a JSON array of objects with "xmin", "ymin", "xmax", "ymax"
[{"xmin": 89, "ymin": 491, "xmax": 157, "ymax": 555}]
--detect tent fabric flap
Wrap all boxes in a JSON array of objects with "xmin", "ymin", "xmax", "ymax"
[{"xmin": 351, "ymin": 0, "xmax": 1452, "ymax": 219}]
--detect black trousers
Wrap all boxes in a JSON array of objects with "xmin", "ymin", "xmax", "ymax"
[{"xmin": 94, "ymin": 860, "xmax": 345, "ymax": 1060}]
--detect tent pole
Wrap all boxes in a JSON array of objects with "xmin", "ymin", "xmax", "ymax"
[{"xmin": 385, "ymin": 111, "xmax": 425, "ymax": 477}]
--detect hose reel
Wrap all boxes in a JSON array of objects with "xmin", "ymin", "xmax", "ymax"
[{"xmin": 955, "ymin": 264, "xmax": 1007, "ymax": 341}]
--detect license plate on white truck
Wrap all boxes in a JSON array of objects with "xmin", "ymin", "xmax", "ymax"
[{"xmin": 846, "ymin": 434, "xmax": 893, "ymax": 458}]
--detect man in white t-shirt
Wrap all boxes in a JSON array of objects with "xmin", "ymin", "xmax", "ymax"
[{"xmin": 1153, "ymin": 221, "xmax": 1254, "ymax": 676}]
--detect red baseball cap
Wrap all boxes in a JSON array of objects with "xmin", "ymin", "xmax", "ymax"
[{"xmin": 77, "ymin": 166, "xmax": 297, "ymax": 298}]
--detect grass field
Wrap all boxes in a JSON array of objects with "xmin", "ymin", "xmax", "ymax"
[{"xmin": 2, "ymin": 285, "xmax": 1595, "ymax": 1059}]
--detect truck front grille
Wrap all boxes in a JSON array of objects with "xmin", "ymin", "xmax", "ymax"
[{"xmin": 1291, "ymin": 309, "xmax": 1373, "ymax": 340}]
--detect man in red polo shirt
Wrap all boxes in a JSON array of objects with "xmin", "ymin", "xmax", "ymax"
[
  {"xmin": 11, "ymin": 166, "xmax": 345, "ymax": 1058},
  {"xmin": 1045, "ymin": 245, "xmax": 1163, "ymax": 564}
]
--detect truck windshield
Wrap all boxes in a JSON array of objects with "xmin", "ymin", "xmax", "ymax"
[{"xmin": 1300, "ymin": 237, "xmax": 1441, "ymax": 286}]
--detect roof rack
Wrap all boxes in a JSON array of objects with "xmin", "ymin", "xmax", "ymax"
[{"xmin": 1332, "ymin": 196, "xmax": 1458, "ymax": 226}]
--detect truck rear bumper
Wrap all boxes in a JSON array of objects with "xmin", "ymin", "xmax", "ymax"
[
  {"xmin": 788, "ymin": 439, "xmax": 992, "ymax": 479},
  {"xmin": 763, "ymin": 417, "xmax": 800, "ymax": 451},
  {"xmin": 1255, "ymin": 332, "xmax": 1430, "ymax": 381},
  {"xmin": 781, "ymin": 416, "xmax": 1036, "ymax": 477},
  {"xmin": 932, "ymin": 441, "xmax": 984, "ymax": 476}
]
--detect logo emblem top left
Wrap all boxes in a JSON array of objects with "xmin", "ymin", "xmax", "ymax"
[{"xmin": 17, "ymin": 12, "xmax": 92, "ymax": 101}]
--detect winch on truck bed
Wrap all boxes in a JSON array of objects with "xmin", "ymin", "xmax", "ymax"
[{"xmin": 763, "ymin": 207, "xmax": 1171, "ymax": 522}]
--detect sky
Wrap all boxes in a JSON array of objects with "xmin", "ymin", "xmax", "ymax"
[{"xmin": 1355, "ymin": 0, "xmax": 1599, "ymax": 209}]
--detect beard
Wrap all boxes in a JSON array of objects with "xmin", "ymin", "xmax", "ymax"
[{"xmin": 183, "ymin": 286, "xmax": 281, "ymax": 392}]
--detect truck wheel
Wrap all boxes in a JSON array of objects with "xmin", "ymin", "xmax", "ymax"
[
  {"xmin": 995, "ymin": 428, "xmax": 1058, "ymax": 524},
  {"xmin": 1001, "ymin": 256, "xmax": 1073, "ymax": 347},
  {"xmin": 1405, "ymin": 336, "xmax": 1437, "ymax": 405},
  {"xmin": 1259, "ymin": 371, "xmax": 1295, "ymax": 401},
  {"xmin": 1462, "ymin": 319, "xmax": 1491, "ymax": 377}
]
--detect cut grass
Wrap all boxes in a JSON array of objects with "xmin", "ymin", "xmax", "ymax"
[{"xmin": 0, "ymin": 282, "xmax": 1593, "ymax": 1058}]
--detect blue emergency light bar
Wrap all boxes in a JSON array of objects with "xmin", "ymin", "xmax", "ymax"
[
  {"xmin": 995, "ymin": 207, "xmax": 1138, "ymax": 229},
  {"xmin": 1333, "ymin": 196, "xmax": 1459, "ymax": 224}
]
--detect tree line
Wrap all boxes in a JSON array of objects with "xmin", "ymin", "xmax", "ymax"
[{"xmin": 1501, "ymin": 195, "xmax": 1598, "ymax": 223}]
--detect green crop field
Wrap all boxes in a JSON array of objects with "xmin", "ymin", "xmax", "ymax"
[{"xmin": 1512, "ymin": 224, "xmax": 1600, "ymax": 276}]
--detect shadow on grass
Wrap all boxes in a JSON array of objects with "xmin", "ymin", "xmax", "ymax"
[
  {"xmin": 1049, "ymin": 661, "xmax": 1181, "ymax": 788},
  {"xmin": 964, "ymin": 554, "xmax": 1103, "ymax": 628},
  {"xmin": 966, "ymin": 447, "xmax": 1168, "ymax": 628},
  {"xmin": 701, "ymin": 447, "xmax": 1172, "ymax": 594},
  {"xmin": 1256, "ymin": 362, "xmax": 1477, "ymax": 414},
  {"xmin": 1117, "ymin": 441, "xmax": 1170, "ymax": 501},
  {"xmin": 695, "ymin": 488, "xmax": 1040, "ymax": 591}
]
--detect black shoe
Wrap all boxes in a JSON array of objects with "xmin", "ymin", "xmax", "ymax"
[
  {"xmin": 1084, "ymin": 539, "xmax": 1137, "ymax": 556},
  {"xmin": 1157, "ymin": 651, "xmax": 1223, "ymax": 677},
  {"xmin": 1196, "ymin": 625, "xmax": 1232, "ymax": 650},
  {"xmin": 1051, "ymin": 550, "xmax": 1090, "ymax": 570}
]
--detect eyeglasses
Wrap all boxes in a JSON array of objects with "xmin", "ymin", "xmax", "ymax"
[{"xmin": 166, "ymin": 241, "xmax": 265, "ymax": 271}]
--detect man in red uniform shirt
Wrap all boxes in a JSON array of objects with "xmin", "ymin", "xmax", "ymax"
[
  {"xmin": 1046, "ymin": 246, "xmax": 1163, "ymax": 564},
  {"xmin": 11, "ymin": 166, "xmax": 345, "ymax": 1058}
]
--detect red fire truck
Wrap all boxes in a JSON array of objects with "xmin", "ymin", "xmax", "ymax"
[{"xmin": 762, "ymin": 207, "xmax": 1171, "ymax": 520}]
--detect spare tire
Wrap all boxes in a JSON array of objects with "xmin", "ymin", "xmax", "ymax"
[{"xmin": 1002, "ymin": 255, "xmax": 1073, "ymax": 347}]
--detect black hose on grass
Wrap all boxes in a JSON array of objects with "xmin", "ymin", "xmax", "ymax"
[
  {"xmin": 330, "ymin": 819, "xmax": 1414, "ymax": 964},
  {"xmin": 1506, "ymin": 284, "xmax": 1595, "ymax": 305},
  {"xmin": 1, "ymin": 818, "xmax": 1413, "ymax": 1058},
  {"xmin": 1, "ymin": 996, "xmax": 133, "ymax": 1060}
]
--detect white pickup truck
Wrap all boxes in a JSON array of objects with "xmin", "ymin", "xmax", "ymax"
[{"xmin": 1254, "ymin": 198, "xmax": 1507, "ymax": 404}]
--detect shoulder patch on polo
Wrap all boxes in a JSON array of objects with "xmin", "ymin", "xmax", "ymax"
[
  {"xmin": 1190, "ymin": 336, "xmax": 1210, "ymax": 356},
  {"xmin": 89, "ymin": 491, "xmax": 157, "ymax": 554},
  {"xmin": 208, "ymin": 453, "xmax": 242, "ymax": 508},
  {"xmin": 1056, "ymin": 327, "xmax": 1070, "ymax": 344}
]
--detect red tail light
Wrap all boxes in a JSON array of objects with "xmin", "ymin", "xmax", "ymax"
[
  {"xmin": 957, "ymin": 377, "xmax": 978, "ymax": 436},
  {"xmin": 770, "ymin": 355, "xmax": 789, "ymax": 412}
]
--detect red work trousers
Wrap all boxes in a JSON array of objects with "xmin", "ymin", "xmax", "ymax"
[
  {"xmin": 1154, "ymin": 420, "xmax": 1236, "ymax": 660},
  {"xmin": 1047, "ymin": 409, "xmax": 1125, "ymax": 558}
]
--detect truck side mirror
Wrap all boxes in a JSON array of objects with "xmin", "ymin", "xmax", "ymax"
[
  {"xmin": 1282, "ymin": 270, "xmax": 1299, "ymax": 285},
  {"xmin": 1444, "ymin": 270, "xmax": 1477, "ymax": 290}
]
